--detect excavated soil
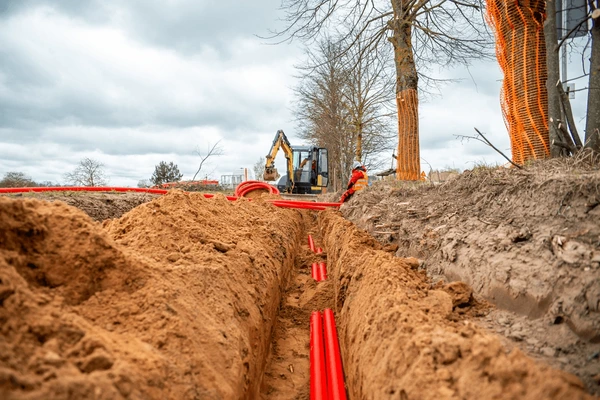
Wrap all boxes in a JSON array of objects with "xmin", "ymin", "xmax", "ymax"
[
  {"xmin": 1, "ymin": 159, "xmax": 599, "ymax": 399},
  {"xmin": 338, "ymin": 158, "xmax": 600, "ymax": 394}
]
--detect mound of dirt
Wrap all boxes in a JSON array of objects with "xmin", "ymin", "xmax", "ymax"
[
  {"xmin": 3, "ymin": 192, "xmax": 157, "ymax": 221},
  {"xmin": 0, "ymin": 191, "xmax": 304, "ymax": 399},
  {"xmin": 339, "ymin": 160, "xmax": 600, "ymax": 393},
  {"xmin": 319, "ymin": 209, "xmax": 594, "ymax": 399}
]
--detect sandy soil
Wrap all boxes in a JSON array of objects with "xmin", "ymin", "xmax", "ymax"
[{"xmin": 1, "ymin": 161, "xmax": 599, "ymax": 399}]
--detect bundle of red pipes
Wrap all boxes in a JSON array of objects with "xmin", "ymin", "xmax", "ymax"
[{"xmin": 310, "ymin": 309, "xmax": 347, "ymax": 400}]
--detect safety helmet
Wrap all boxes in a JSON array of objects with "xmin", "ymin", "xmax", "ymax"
[{"xmin": 352, "ymin": 161, "xmax": 362, "ymax": 170}]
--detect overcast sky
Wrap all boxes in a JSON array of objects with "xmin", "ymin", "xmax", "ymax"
[{"xmin": 0, "ymin": 1, "xmax": 591, "ymax": 186}]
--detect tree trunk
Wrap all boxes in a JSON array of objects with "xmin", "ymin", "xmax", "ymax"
[
  {"xmin": 585, "ymin": 2, "xmax": 600, "ymax": 151},
  {"xmin": 390, "ymin": 2, "xmax": 420, "ymax": 181},
  {"xmin": 544, "ymin": 0, "xmax": 565, "ymax": 156},
  {"xmin": 487, "ymin": 0, "xmax": 551, "ymax": 165}
]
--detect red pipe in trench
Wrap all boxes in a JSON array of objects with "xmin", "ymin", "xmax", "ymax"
[
  {"xmin": 310, "ymin": 311, "xmax": 328, "ymax": 400},
  {"xmin": 323, "ymin": 309, "xmax": 347, "ymax": 400},
  {"xmin": 311, "ymin": 262, "xmax": 319, "ymax": 281},
  {"xmin": 308, "ymin": 235, "xmax": 316, "ymax": 252},
  {"xmin": 318, "ymin": 262, "xmax": 327, "ymax": 281}
]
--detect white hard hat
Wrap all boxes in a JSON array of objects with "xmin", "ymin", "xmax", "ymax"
[{"xmin": 352, "ymin": 161, "xmax": 362, "ymax": 170}]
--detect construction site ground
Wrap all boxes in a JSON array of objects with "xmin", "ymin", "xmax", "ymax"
[{"xmin": 0, "ymin": 157, "xmax": 599, "ymax": 399}]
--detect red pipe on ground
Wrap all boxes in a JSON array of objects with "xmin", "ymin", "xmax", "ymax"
[
  {"xmin": 323, "ymin": 309, "xmax": 347, "ymax": 400},
  {"xmin": 308, "ymin": 235, "xmax": 316, "ymax": 252},
  {"xmin": 311, "ymin": 262, "xmax": 319, "ymax": 281},
  {"xmin": 270, "ymin": 200, "xmax": 341, "ymax": 208},
  {"xmin": 270, "ymin": 201, "xmax": 327, "ymax": 211},
  {"xmin": 0, "ymin": 187, "xmax": 337, "ymax": 211},
  {"xmin": 235, "ymin": 181, "xmax": 280, "ymax": 197},
  {"xmin": 0, "ymin": 186, "xmax": 170, "ymax": 195},
  {"xmin": 310, "ymin": 311, "xmax": 328, "ymax": 400},
  {"xmin": 318, "ymin": 262, "xmax": 327, "ymax": 281}
]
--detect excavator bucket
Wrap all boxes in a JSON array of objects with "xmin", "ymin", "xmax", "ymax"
[{"xmin": 263, "ymin": 168, "xmax": 280, "ymax": 181}]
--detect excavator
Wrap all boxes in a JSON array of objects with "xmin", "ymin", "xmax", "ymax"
[{"xmin": 263, "ymin": 130, "xmax": 329, "ymax": 195}]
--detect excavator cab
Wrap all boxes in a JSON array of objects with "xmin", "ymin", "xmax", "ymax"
[
  {"xmin": 291, "ymin": 146, "xmax": 328, "ymax": 194},
  {"xmin": 263, "ymin": 130, "xmax": 328, "ymax": 194}
]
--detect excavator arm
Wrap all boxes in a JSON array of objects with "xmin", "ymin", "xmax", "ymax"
[{"xmin": 263, "ymin": 130, "xmax": 294, "ymax": 187}]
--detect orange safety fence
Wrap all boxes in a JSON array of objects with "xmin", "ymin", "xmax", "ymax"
[
  {"xmin": 396, "ymin": 88, "xmax": 420, "ymax": 180},
  {"xmin": 486, "ymin": 0, "xmax": 550, "ymax": 165}
]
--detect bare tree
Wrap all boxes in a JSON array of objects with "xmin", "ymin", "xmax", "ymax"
[
  {"xmin": 585, "ymin": 3, "xmax": 600, "ymax": 151},
  {"xmin": 294, "ymin": 37, "xmax": 395, "ymax": 189},
  {"xmin": 64, "ymin": 158, "xmax": 108, "ymax": 187},
  {"xmin": 253, "ymin": 157, "xmax": 266, "ymax": 181},
  {"xmin": 192, "ymin": 141, "xmax": 224, "ymax": 181},
  {"xmin": 545, "ymin": 0, "xmax": 566, "ymax": 156},
  {"xmin": 0, "ymin": 172, "xmax": 37, "ymax": 188},
  {"xmin": 273, "ymin": 0, "xmax": 492, "ymax": 180}
]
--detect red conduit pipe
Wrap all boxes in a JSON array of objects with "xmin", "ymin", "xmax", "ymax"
[
  {"xmin": 323, "ymin": 309, "xmax": 347, "ymax": 400},
  {"xmin": 270, "ymin": 202, "xmax": 327, "ymax": 211},
  {"xmin": 235, "ymin": 181, "xmax": 280, "ymax": 197},
  {"xmin": 308, "ymin": 235, "xmax": 316, "ymax": 252},
  {"xmin": 310, "ymin": 311, "xmax": 328, "ymax": 400},
  {"xmin": 318, "ymin": 262, "xmax": 327, "ymax": 281},
  {"xmin": 270, "ymin": 200, "xmax": 341, "ymax": 208},
  {"xmin": 311, "ymin": 262, "xmax": 319, "ymax": 281},
  {"xmin": 316, "ymin": 247, "xmax": 323, "ymax": 254},
  {"xmin": 0, "ymin": 186, "xmax": 170, "ymax": 195},
  {"xmin": 0, "ymin": 187, "xmax": 338, "ymax": 210}
]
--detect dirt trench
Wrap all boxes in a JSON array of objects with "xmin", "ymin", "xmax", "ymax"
[{"xmin": 0, "ymin": 191, "xmax": 596, "ymax": 399}]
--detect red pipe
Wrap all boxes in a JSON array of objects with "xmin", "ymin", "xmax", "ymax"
[
  {"xmin": 0, "ymin": 187, "xmax": 336, "ymax": 211},
  {"xmin": 308, "ymin": 235, "xmax": 316, "ymax": 252},
  {"xmin": 318, "ymin": 262, "xmax": 327, "ymax": 281},
  {"xmin": 235, "ymin": 181, "xmax": 280, "ymax": 197},
  {"xmin": 271, "ymin": 200, "xmax": 341, "ymax": 208},
  {"xmin": 323, "ymin": 309, "xmax": 347, "ymax": 400},
  {"xmin": 316, "ymin": 247, "xmax": 323, "ymax": 254},
  {"xmin": 0, "ymin": 186, "xmax": 170, "ymax": 195},
  {"xmin": 270, "ymin": 201, "xmax": 327, "ymax": 211},
  {"xmin": 311, "ymin": 262, "xmax": 319, "ymax": 281},
  {"xmin": 310, "ymin": 311, "xmax": 328, "ymax": 400}
]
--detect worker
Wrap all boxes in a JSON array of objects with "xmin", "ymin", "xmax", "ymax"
[{"xmin": 340, "ymin": 161, "xmax": 368, "ymax": 203}]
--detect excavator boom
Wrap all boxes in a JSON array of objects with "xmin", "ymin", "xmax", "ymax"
[{"xmin": 263, "ymin": 130, "xmax": 294, "ymax": 183}]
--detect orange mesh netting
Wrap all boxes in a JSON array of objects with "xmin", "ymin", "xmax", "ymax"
[
  {"xmin": 486, "ymin": 0, "xmax": 550, "ymax": 164},
  {"xmin": 396, "ymin": 88, "xmax": 420, "ymax": 180}
]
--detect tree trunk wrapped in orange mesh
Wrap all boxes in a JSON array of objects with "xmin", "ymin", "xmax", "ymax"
[
  {"xmin": 396, "ymin": 88, "xmax": 420, "ymax": 180},
  {"xmin": 486, "ymin": 0, "xmax": 550, "ymax": 164}
]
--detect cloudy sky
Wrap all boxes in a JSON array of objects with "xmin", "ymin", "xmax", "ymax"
[{"xmin": 0, "ymin": 1, "xmax": 591, "ymax": 186}]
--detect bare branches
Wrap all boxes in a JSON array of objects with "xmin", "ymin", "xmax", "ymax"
[
  {"xmin": 64, "ymin": 158, "xmax": 108, "ymax": 186},
  {"xmin": 455, "ymin": 128, "xmax": 523, "ymax": 169},
  {"xmin": 192, "ymin": 141, "xmax": 224, "ymax": 181}
]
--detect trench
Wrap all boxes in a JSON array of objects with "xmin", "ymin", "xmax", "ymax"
[
  {"xmin": 0, "ymin": 190, "xmax": 595, "ymax": 399},
  {"xmin": 254, "ymin": 209, "xmax": 593, "ymax": 399}
]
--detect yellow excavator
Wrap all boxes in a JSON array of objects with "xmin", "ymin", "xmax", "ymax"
[{"xmin": 263, "ymin": 130, "xmax": 329, "ymax": 194}]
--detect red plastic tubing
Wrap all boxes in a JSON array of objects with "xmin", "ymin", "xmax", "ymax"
[
  {"xmin": 311, "ymin": 262, "xmax": 319, "ymax": 281},
  {"xmin": 0, "ymin": 186, "xmax": 170, "ymax": 195},
  {"xmin": 323, "ymin": 309, "xmax": 347, "ymax": 400},
  {"xmin": 308, "ymin": 235, "xmax": 316, "ymax": 252},
  {"xmin": 234, "ymin": 180, "xmax": 280, "ymax": 197},
  {"xmin": 0, "ymin": 187, "xmax": 338, "ymax": 210},
  {"xmin": 318, "ymin": 262, "xmax": 327, "ymax": 281},
  {"xmin": 310, "ymin": 311, "xmax": 328, "ymax": 400}
]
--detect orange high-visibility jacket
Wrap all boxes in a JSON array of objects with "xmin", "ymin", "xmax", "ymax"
[{"xmin": 348, "ymin": 168, "xmax": 368, "ymax": 192}]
